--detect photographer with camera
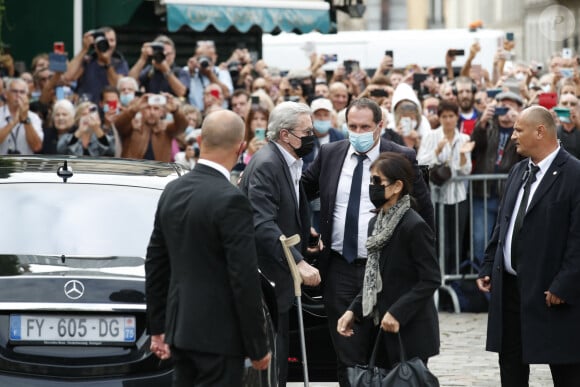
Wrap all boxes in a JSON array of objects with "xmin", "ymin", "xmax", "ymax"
[
  {"xmin": 128, "ymin": 35, "xmax": 188, "ymax": 98},
  {"xmin": 186, "ymin": 42, "xmax": 233, "ymax": 112},
  {"xmin": 113, "ymin": 92, "xmax": 187, "ymax": 162},
  {"xmin": 0, "ymin": 78, "xmax": 43, "ymax": 155},
  {"xmin": 65, "ymin": 27, "xmax": 129, "ymax": 104}
]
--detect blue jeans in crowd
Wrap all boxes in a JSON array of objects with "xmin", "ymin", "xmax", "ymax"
[{"xmin": 472, "ymin": 196, "xmax": 499, "ymax": 266}]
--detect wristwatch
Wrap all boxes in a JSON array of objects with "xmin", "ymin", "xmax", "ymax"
[{"xmin": 20, "ymin": 117, "xmax": 31, "ymax": 125}]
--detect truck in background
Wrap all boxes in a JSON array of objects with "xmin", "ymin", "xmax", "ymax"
[{"xmin": 262, "ymin": 28, "xmax": 506, "ymax": 75}]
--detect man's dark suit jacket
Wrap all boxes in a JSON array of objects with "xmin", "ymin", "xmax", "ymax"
[
  {"xmin": 302, "ymin": 128, "xmax": 345, "ymax": 168},
  {"xmin": 302, "ymin": 138, "xmax": 435, "ymax": 279},
  {"xmin": 145, "ymin": 163, "xmax": 268, "ymax": 360},
  {"xmin": 480, "ymin": 149, "xmax": 580, "ymax": 364},
  {"xmin": 240, "ymin": 142, "xmax": 311, "ymax": 312},
  {"xmin": 349, "ymin": 209, "xmax": 441, "ymax": 365}
]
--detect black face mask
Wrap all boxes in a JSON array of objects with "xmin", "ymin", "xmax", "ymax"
[
  {"xmin": 369, "ymin": 184, "xmax": 389, "ymax": 208},
  {"xmin": 290, "ymin": 134, "xmax": 316, "ymax": 158}
]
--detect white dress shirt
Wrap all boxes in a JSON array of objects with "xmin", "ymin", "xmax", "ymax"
[
  {"xmin": 197, "ymin": 159, "xmax": 230, "ymax": 181},
  {"xmin": 274, "ymin": 142, "xmax": 303, "ymax": 205},
  {"xmin": 331, "ymin": 142, "xmax": 381, "ymax": 258},
  {"xmin": 503, "ymin": 147, "xmax": 560, "ymax": 275}
]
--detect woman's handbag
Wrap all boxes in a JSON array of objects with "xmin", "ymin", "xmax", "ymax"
[
  {"xmin": 347, "ymin": 329, "xmax": 440, "ymax": 387},
  {"xmin": 429, "ymin": 141, "xmax": 456, "ymax": 186},
  {"xmin": 428, "ymin": 163, "xmax": 452, "ymax": 186},
  {"xmin": 346, "ymin": 329, "xmax": 389, "ymax": 386}
]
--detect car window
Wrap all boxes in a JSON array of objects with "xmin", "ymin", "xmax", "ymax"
[{"xmin": 0, "ymin": 183, "xmax": 161, "ymax": 258}]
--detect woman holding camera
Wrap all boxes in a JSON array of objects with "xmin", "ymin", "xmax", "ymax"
[
  {"xmin": 57, "ymin": 101, "xmax": 115, "ymax": 156},
  {"xmin": 337, "ymin": 152, "xmax": 441, "ymax": 369}
]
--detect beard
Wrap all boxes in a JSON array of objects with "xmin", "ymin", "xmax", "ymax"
[{"xmin": 459, "ymin": 96, "xmax": 474, "ymax": 112}]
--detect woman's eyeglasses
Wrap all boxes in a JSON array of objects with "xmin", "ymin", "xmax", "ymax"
[{"xmin": 370, "ymin": 175, "xmax": 388, "ymax": 186}]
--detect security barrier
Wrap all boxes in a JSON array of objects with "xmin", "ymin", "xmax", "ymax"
[{"xmin": 434, "ymin": 173, "xmax": 509, "ymax": 313}]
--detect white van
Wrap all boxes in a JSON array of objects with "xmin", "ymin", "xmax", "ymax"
[{"xmin": 262, "ymin": 28, "xmax": 505, "ymax": 74}]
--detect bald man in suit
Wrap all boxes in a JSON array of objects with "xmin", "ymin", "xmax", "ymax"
[
  {"xmin": 146, "ymin": 110, "xmax": 271, "ymax": 386},
  {"xmin": 478, "ymin": 106, "xmax": 580, "ymax": 387}
]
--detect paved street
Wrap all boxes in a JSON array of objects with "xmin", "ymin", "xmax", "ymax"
[{"xmin": 289, "ymin": 312, "xmax": 553, "ymax": 387}]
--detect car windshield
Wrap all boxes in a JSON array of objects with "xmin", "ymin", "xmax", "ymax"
[{"xmin": 0, "ymin": 183, "xmax": 161, "ymax": 259}]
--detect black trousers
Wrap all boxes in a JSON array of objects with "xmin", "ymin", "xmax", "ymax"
[
  {"xmin": 324, "ymin": 250, "xmax": 374, "ymax": 387},
  {"xmin": 171, "ymin": 347, "xmax": 244, "ymax": 387},
  {"xmin": 500, "ymin": 272, "xmax": 580, "ymax": 387}
]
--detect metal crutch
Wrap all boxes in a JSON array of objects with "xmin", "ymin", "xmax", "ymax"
[{"xmin": 279, "ymin": 234, "xmax": 309, "ymax": 387}]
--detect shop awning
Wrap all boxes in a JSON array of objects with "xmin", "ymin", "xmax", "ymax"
[{"xmin": 161, "ymin": 0, "xmax": 331, "ymax": 33}]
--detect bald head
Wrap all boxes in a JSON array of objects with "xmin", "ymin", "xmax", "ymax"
[
  {"xmin": 201, "ymin": 110, "xmax": 245, "ymax": 150},
  {"xmin": 520, "ymin": 106, "xmax": 557, "ymax": 137}
]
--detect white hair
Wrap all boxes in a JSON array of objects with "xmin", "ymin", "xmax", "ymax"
[
  {"xmin": 52, "ymin": 99, "xmax": 75, "ymax": 120},
  {"xmin": 267, "ymin": 101, "xmax": 311, "ymax": 140},
  {"xmin": 116, "ymin": 76, "xmax": 138, "ymax": 91}
]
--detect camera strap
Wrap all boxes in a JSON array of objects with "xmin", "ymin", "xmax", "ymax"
[{"xmin": 4, "ymin": 107, "xmax": 21, "ymax": 152}]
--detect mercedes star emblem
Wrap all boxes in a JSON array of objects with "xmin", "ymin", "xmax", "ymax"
[{"xmin": 64, "ymin": 280, "xmax": 85, "ymax": 300}]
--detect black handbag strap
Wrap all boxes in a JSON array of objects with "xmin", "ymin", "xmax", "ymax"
[
  {"xmin": 368, "ymin": 328, "xmax": 383, "ymax": 368},
  {"xmin": 370, "ymin": 330, "xmax": 408, "ymax": 365},
  {"xmin": 397, "ymin": 332, "xmax": 407, "ymax": 362}
]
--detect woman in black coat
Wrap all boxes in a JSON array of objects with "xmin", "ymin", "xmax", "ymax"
[{"xmin": 337, "ymin": 152, "xmax": 441, "ymax": 368}]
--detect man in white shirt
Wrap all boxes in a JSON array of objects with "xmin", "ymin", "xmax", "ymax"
[{"xmin": 0, "ymin": 78, "xmax": 43, "ymax": 155}]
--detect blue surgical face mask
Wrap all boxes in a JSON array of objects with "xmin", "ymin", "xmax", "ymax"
[
  {"xmin": 185, "ymin": 126, "xmax": 195, "ymax": 136},
  {"xmin": 313, "ymin": 119, "xmax": 332, "ymax": 134},
  {"xmin": 348, "ymin": 130, "xmax": 376, "ymax": 153},
  {"xmin": 120, "ymin": 93, "xmax": 135, "ymax": 107},
  {"xmin": 102, "ymin": 104, "xmax": 109, "ymax": 113}
]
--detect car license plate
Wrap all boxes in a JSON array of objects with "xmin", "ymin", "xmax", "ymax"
[{"xmin": 9, "ymin": 314, "xmax": 136, "ymax": 345}]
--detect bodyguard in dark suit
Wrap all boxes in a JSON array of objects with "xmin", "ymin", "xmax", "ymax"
[
  {"xmin": 145, "ymin": 110, "xmax": 271, "ymax": 386},
  {"xmin": 239, "ymin": 101, "xmax": 321, "ymax": 387},
  {"xmin": 302, "ymin": 98, "xmax": 434, "ymax": 386},
  {"xmin": 337, "ymin": 152, "xmax": 440, "ymax": 368},
  {"xmin": 477, "ymin": 106, "xmax": 580, "ymax": 387}
]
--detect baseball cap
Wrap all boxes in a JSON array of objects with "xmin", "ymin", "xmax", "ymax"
[
  {"xmin": 495, "ymin": 91, "xmax": 524, "ymax": 106},
  {"xmin": 310, "ymin": 98, "xmax": 334, "ymax": 113}
]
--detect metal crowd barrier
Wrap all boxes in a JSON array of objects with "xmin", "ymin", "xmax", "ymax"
[{"xmin": 434, "ymin": 173, "xmax": 509, "ymax": 313}]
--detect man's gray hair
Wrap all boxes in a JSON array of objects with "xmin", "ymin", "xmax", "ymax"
[
  {"xmin": 7, "ymin": 77, "xmax": 29, "ymax": 93},
  {"xmin": 267, "ymin": 101, "xmax": 312, "ymax": 141},
  {"xmin": 117, "ymin": 76, "xmax": 138, "ymax": 92}
]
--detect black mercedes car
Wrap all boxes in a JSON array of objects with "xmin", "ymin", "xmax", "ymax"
[{"xmin": 0, "ymin": 156, "xmax": 277, "ymax": 386}]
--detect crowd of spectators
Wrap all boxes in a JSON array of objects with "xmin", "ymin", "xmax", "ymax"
[{"xmin": 2, "ymin": 26, "xmax": 580, "ymax": 266}]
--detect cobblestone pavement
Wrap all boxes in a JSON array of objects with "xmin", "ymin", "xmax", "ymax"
[{"xmin": 289, "ymin": 312, "xmax": 553, "ymax": 387}]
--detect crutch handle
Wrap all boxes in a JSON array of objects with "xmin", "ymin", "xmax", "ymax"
[{"xmin": 279, "ymin": 234, "xmax": 302, "ymax": 297}]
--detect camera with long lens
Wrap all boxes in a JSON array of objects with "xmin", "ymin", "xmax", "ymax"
[
  {"xmin": 198, "ymin": 56, "xmax": 211, "ymax": 69},
  {"xmin": 90, "ymin": 30, "xmax": 110, "ymax": 52},
  {"xmin": 149, "ymin": 42, "xmax": 166, "ymax": 63}
]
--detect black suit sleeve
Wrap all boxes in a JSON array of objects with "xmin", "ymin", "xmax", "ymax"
[
  {"xmin": 145, "ymin": 191, "xmax": 171, "ymax": 335},
  {"xmin": 247, "ymin": 159, "xmax": 304, "ymax": 263},
  {"xmin": 302, "ymin": 147, "xmax": 322, "ymax": 201},
  {"xmin": 218, "ymin": 193, "xmax": 270, "ymax": 360},
  {"xmin": 402, "ymin": 146, "xmax": 435, "ymax": 230}
]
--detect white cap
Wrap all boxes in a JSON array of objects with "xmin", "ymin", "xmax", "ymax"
[{"xmin": 310, "ymin": 98, "xmax": 334, "ymax": 113}]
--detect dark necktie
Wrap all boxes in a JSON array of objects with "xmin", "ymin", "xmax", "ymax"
[
  {"xmin": 511, "ymin": 163, "xmax": 540, "ymax": 269},
  {"xmin": 343, "ymin": 153, "xmax": 367, "ymax": 263}
]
